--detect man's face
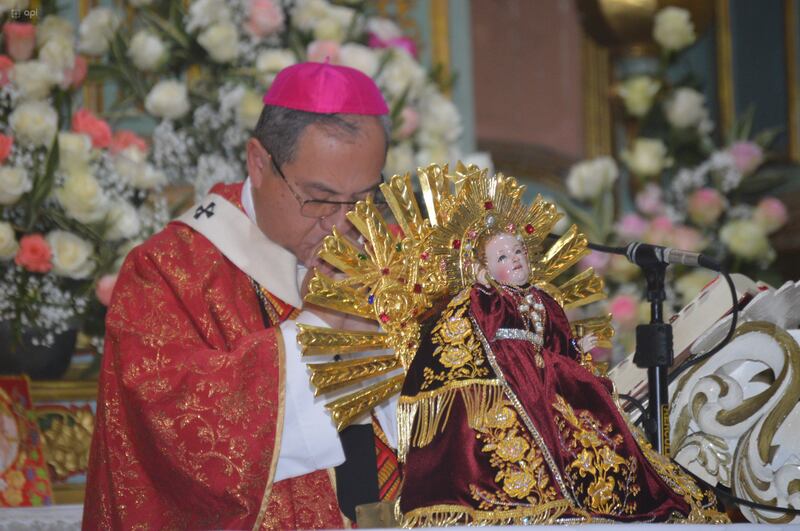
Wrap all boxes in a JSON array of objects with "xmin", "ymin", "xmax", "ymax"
[
  {"xmin": 484, "ymin": 232, "xmax": 530, "ymax": 286},
  {"xmin": 247, "ymin": 115, "xmax": 386, "ymax": 267}
]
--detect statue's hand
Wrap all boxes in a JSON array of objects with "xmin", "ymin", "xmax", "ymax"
[{"xmin": 578, "ymin": 333, "xmax": 598, "ymax": 353}]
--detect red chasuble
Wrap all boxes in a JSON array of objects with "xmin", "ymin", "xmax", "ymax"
[{"xmin": 83, "ymin": 183, "xmax": 345, "ymax": 530}]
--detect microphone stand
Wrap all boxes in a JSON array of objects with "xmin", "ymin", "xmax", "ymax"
[{"xmin": 632, "ymin": 262, "xmax": 673, "ymax": 455}]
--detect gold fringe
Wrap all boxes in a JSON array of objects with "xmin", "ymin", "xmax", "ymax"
[
  {"xmin": 398, "ymin": 500, "xmax": 571, "ymax": 528},
  {"xmin": 397, "ymin": 380, "xmax": 503, "ymax": 462}
]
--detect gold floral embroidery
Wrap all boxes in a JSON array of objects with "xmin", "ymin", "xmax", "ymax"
[
  {"xmin": 470, "ymin": 398, "xmax": 560, "ymax": 509},
  {"xmin": 553, "ymin": 394, "xmax": 640, "ymax": 516},
  {"xmin": 422, "ymin": 289, "xmax": 489, "ymax": 389}
]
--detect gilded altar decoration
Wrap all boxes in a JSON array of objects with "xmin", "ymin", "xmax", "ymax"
[{"xmin": 0, "ymin": 377, "xmax": 54, "ymax": 507}]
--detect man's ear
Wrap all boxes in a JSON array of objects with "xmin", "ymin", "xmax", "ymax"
[{"xmin": 247, "ymin": 138, "xmax": 268, "ymax": 188}]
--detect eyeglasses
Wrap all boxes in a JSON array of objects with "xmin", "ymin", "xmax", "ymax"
[{"xmin": 271, "ymin": 158, "xmax": 388, "ymax": 219}]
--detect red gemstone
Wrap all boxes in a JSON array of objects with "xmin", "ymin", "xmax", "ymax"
[
  {"xmin": 525, "ymin": 224, "xmax": 535, "ymax": 234},
  {"xmin": 413, "ymin": 283, "xmax": 422, "ymax": 293},
  {"xmin": 420, "ymin": 251, "xmax": 429, "ymax": 260},
  {"xmin": 379, "ymin": 313, "xmax": 390, "ymax": 323},
  {"xmin": 506, "ymin": 223, "xmax": 516, "ymax": 232},
  {"xmin": 484, "ymin": 201, "xmax": 494, "ymax": 210},
  {"xmin": 381, "ymin": 267, "xmax": 390, "ymax": 275},
  {"xmin": 452, "ymin": 239, "xmax": 461, "ymax": 249},
  {"xmin": 406, "ymin": 342, "xmax": 415, "ymax": 349}
]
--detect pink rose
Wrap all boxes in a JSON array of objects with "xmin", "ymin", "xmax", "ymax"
[
  {"xmin": 634, "ymin": 183, "xmax": 665, "ymax": 215},
  {"xmin": 0, "ymin": 134, "xmax": 12, "ymax": 164},
  {"xmin": 14, "ymin": 234, "xmax": 53, "ymax": 273},
  {"xmin": 0, "ymin": 55, "xmax": 13, "ymax": 86},
  {"xmin": 64, "ymin": 55, "xmax": 88, "ymax": 89},
  {"xmin": 615, "ymin": 213, "xmax": 648, "ymax": 241},
  {"xmin": 645, "ymin": 216, "xmax": 674, "ymax": 246},
  {"xmin": 687, "ymin": 187, "xmax": 725, "ymax": 226},
  {"xmin": 396, "ymin": 107, "xmax": 420, "ymax": 140},
  {"xmin": 110, "ymin": 130, "xmax": 148, "ymax": 154},
  {"xmin": 2, "ymin": 23, "xmax": 36, "ymax": 62},
  {"xmin": 609, "ymin": 294, "xmax": 638, "ymax": 329},
  {"xmin": 367, "ymin": 33, "xmax": 418, "ymax": 59},
  {"xmin": 578, "ymin": 251, "xmax": 611, "ymax": 275},
  {"xmin": 671, "ymin": 225, "xmax": 705, "ymax": 252},
  {"xmin": 753, "ymin": 197, "xmax": 788, "ymax": 234},
  {"xmin": 245, "ymin": 0, "xmax": 284, "ymax": 38},
  {"xmin": 95, "ymin": 273, "xmax": 118, "ymax": 306},
  {"xmin": 72, "ymin": 108, "xmax": 112, "ymax": 149},
  {"xmin": 727, "ymin": 141, "xmax": 763, "ymax": 175},
  {"xmin": 307, "ymin": 40, "xmax": 340, "ymax": 63}
]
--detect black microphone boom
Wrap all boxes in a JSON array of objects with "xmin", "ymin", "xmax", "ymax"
[{"xmin": 625, "ymin": 242, "xmax": 721, "ymax": 271}]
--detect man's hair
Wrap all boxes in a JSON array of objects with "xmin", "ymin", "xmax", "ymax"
[{"xmin": 253, "ymin": 104, "xmax": 392, "ymax": 167}]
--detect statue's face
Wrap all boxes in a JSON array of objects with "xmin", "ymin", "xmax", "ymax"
[{"xmin": 483, "ymin": 232, "xmax": 530, "ymax": 286}]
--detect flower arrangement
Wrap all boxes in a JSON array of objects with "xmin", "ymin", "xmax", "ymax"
[
  {"xmin": 86, "ymin": 0, "xmax": 463, "ymax": 197},
  {"xmin": 559, "ymin": 7, "xmax": 796, "ymax": 355},
  {"xmin": 0, "ymin": 10, "xmax": 169, "ymax": 351}
]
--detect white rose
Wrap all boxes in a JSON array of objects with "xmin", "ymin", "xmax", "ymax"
[
  {"xmin": 0, "ymin": 221, "xmax": 18, "ymax": 260},
  {"xmin": 128, "ymin": 30, "xmax": 168, "ymax": 71},
  {"xmin": 0, "ymin": 166, "xmax": 32, "ymax": 205},
  {"xmin": 39, "ymin": 37, "xmax": 76, "ymax": 72},
  {"xmin": 621, "ymin": 138, "xmax": 672, "ymax": 178},
  {"xmin": 56, "ymin": 172, "xmax": 109, "ymax": 223},
  {"xmin": 58, "ymin": 132, "xmax": 93, "ymax": 177},
  {"xmin": 720, "ymin": 219, "xmax": 772, "ymax": 261},
  {"xmin": 145, "ymin": 80, "xmax": 190, "ymax": 120},
  {"xmin": 46, "ymin": 230, "xmax": 95, "ymax": 279},
  {"xmin": 339, "ymin": 44, "xmax": 380, "ymax": 77},
  {"xmin": 565, "ymin": 156, "xmax": 619, "ymax": 200},
  {"xmin": 186, "ymin": 0, "xmax": 231, "ymax": 33},
  {"xmin": 653, "ymin": 7, "xmax": 696, "ymax": 52},
  {"xmin": 418, "ymin": 90, "xmax": 462, "ymax": 143},
  {"xmin": 106, "ymin": 201, "xmax": 141, "ymax": 240},
  {"xmin": 291, "ymin": 0, "xmax": 332, "ymax": 32},
  {"xmin": 618, "ymin": 76, "xmax": 660, "ymax": 117},
  {"xmin": 135, "ymin": 164, "xmax": 167, "ymax": 190},
  {"xmin": 378, "ymin": 48, "xmax": 426, "ymax": 99},
  {"xmin": 9, "ymin": 101, "xmax": 58, "ymax": 147},
  {"xmin": 664, "ymin": 87, "xmax": 710, "ymax": 130},
  {"xmin": 11, "ymin": 61, "xmax": 60, "ymax": 100},
  {"xmin": 255, "ymin": 49, "xmax": 296, "ymax": 86},
  {"xmin": 415, "ymin": 141, "xmax": 452, "ymax": 169},
  {"xmin": 37, "ymin": 16, "xmax": 75, "ymax": 47},
  {"xmin": 313, "ymin": 17, "xmax": 346, "ymax": 42},
  {"xmin": 78, "ymin": 7, "xmax": 121, "ymax": 56},
  {"xmin": 384, "ymin": 142, "xmax": 415, "ymax": 177},
  {"xmin": 366, "ymin": 17, "xmax": 403, "ymax": 41},
  {"xmin": 198, "ymin": 21, "xmax": 239, "ymax": 63},
  {"xmin": 236, "ymin": 89, "xmax": 263, "ymax": 129}
]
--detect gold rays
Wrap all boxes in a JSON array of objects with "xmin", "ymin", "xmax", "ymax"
[{"xmin": 298, "ymin": 164, "xmax": 610, "ymax": 431}]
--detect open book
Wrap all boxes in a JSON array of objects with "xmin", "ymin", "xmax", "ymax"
[{"xmin": 608, "ymin": 273, "xmax": 767, "ymax": 403}]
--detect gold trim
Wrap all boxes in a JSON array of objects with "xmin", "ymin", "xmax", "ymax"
[
  {"xmin": 430, "ymin": 0, "xmax": 451, "ymax": 96},
  {"xmin": 786, "ymin": 0, "xmax": 800, "ymax": 161},
  {"xmin": 715, "ymin": 0, "xmax": 735, "ymax": 134},
  {"xmin": 253, "ymin": 327, "xmax": 287, "ymax": 531},
  {"xmin": 30, "ymin": 380, "xmax": 98, "ymax": 402},
  {"xmin": 400, "ymin": 499, "xmax": 572, "ymax": 527},
  {"xmin": 582, "ymin": 35, "xmax": 613, "ymax": 157}
]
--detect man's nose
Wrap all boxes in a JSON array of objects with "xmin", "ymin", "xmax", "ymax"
[{"xmin": 319, "ymin": 204, "xmax": 349, "ymax": 232}]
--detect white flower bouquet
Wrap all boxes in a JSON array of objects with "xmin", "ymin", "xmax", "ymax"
[
  {"xmin": 0, "ymin": 12, "xmax": 169, "ymax": 361},
  {"xmin": 87, "ymin": 0, "xmax": 463, "ymax": 197}
]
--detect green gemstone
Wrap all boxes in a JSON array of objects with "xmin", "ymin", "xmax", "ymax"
[{"xmin": 357, "ymin": 253, "xmax": 367, "ymax": 260}]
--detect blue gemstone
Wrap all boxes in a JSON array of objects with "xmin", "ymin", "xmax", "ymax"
[{"xmin": 368, "ymin": 295, "xmax": 375, "ymax": 304}]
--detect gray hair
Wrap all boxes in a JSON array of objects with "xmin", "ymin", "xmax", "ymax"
[{"xmin": 253, "ymin": 105, "xmax": 392, "ymax": 167}]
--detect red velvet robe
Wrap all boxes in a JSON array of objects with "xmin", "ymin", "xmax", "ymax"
[
  {"xmin": 398, "ymin": 284, "xmax": 726, "ymax": 526},
  {"xmin": 83, "ymin": 183, "xmax": 345, "ymax": 530}
]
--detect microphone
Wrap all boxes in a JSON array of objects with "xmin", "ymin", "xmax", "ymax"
[{"xmin": 625, "ymin": 242, "xmax": 721, "ymax": 271}]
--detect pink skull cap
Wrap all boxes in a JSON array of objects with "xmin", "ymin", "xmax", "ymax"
[{"xmin": 262, "ymin": 61, "xmax": 389, "ymax": 115}]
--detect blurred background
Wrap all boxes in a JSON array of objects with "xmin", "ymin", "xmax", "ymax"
[{"xmin": 0, "ymin": 0, "xmax": 798, "ymax": 511}]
